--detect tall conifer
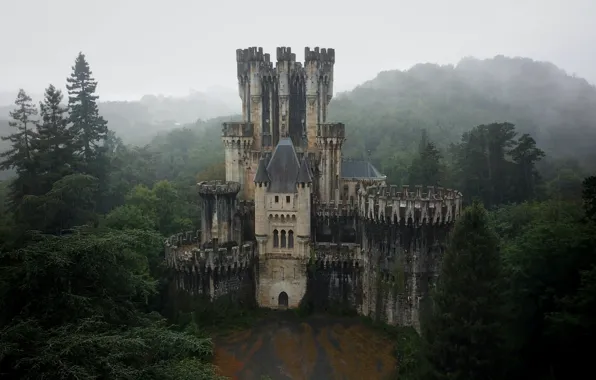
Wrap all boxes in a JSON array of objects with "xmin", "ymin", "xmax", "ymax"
[
  {"xmin": 66, "ymin": 52, "xmax": 108, "ymax": 175},
  {"xmin": 35, "ymin": 84, "xmax": 72, "ymax": 193},
  {"xmin": 0, "ymin": 89, "xmax": 39, "ymax": 210},
  {"xmin": 423, "ymin": 201, "xmax": 505, "ymax": 380}
]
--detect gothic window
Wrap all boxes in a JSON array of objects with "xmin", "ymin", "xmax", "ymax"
[
  {"xmin": 275, "ymin": 195, "xmax": 279, "ymax": 203},
  {"xmin": 281, "ymin": 230, "xmax": 287, "ymax": 248},
  {"xmin": 273, "ymin": 229, "xmax": 279, "ymax": 247},
  {"xmin": 286, "ymin": 195, "xmax": 290, "ymax": 203},
  {"xmin": 288, "ymin": 230, "xmax": 294, "ymax": 248}
]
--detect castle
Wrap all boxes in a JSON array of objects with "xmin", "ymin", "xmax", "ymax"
[{"xmin": 165, "ymin": 46, "xmax": 463, "ymax": 329}]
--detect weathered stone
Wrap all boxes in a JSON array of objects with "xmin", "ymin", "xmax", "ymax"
[{"xmin": 164, "ymin": 46, "xmax": 463, "ymax": 331}]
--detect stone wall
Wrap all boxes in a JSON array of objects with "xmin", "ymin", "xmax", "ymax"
[
  {"xmin": 302, "ymin": 243, "xmax": 363, "ymax": 313},
  {"xmin": 165, "ymin": 231, "xmax": 257, "ymax": 303}
]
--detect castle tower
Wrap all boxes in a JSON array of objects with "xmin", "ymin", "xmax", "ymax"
[
  {"xmin": 222, "ymin": 122, "xmax": 253, "ymax": 197},
  {"xmin": 296, "ymin": 155, "xmax": 313, "ymax": 256},
  {"xmin": 305, "ymin": 47, "xmax": 335, "ymax": 150},
  {"xmin": 197, "ymin": 180, "xmax": 241, "ymax": 244},
  {"xmin": 253, "ymin": 137, "xmax": 311, "ymax": 309},
  {"xmin": 316, "ymin": 123, "xmax": 346, "ymax": 203},
  {"xmin": 226, "ymin": 46, "xmax": 336, "ymax": 201}
]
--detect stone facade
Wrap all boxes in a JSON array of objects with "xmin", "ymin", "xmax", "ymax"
[{"xmin": 165, "ymin": 46, "xmax": 463, "ymax": 330}]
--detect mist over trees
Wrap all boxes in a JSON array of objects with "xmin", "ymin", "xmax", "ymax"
[{"xmin": 0, "ymin": 52, "xmax": 595, "ymax": 379}]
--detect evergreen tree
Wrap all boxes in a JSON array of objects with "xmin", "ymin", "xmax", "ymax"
[
  {"xmin": 0, "ymin": 89, "xmax": 39, "ymax": 211},
  {"xmin": 408, "ymin": 131, "xmax": 443, "ymax": 186},
  {"xmin": 35, "ymin": 84, "xmax": 73, "ymax": 193},
  {"xmin": 66, "ymin": 52, "xmax": 109, "ymax": 175},
  {"xmin": 509, "ymin": 133, "xmax": 545, "ymax": 202},
  {"xmin": 423, "ymin": 201, "xmax": 505, "ymax": 380}
]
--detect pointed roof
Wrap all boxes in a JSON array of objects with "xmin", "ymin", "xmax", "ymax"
[
  {"xmin": 254, "ymin": 157, "xmax": 270, "ymax": 183},
  {"xmin": 266, "ymin": 137, "xmax": 300, "ymax": 193},
  {"xmin": 341, "ymin": 159, "xmax": 385, "ymax": 179},
  {"xmin": 297, "ymin": 155, "xmax": 312, "ymax": 183}
]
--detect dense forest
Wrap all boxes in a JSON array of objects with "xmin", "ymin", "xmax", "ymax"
[{"xmin": 0, "ymin": 52, "xmax": 595, "ymax": 380}]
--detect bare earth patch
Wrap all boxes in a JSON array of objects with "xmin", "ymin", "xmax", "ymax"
[{"xmin": 213, "ymin": 314, "xmax": 396, "ymax": 380}]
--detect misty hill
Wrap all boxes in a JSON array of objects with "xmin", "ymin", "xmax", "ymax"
[
  {"xmin": 0, "ymin": 89, "xmax": 240, "ymax": 147},
  {"xmin": 331, "ymin": 55, "xmax": 596, "ymax": 168}
]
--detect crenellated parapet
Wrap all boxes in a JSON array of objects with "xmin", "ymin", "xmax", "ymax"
[
  {"xmin": 222, "ymin": 122, "xmax": 254, "ymax": 139},
  {"xmin": 310, "ymin": 242, "xmax": 363, "ymax": 267},
  {"xmin": 317, "ymin": 123, "xmax": 345, "ymax": 140},
  {"xmin": 198, "ymin": 180, "xmax": 241, "ymax": 196},
  {"xmin": 358, "ymin": 185, "xmax": 463, "ymax": 225},
  {"xmin": 165, "ymin": 237, "xmax": 256, "ymax": 274}
]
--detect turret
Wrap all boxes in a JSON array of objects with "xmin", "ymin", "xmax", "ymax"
[
  {"xmin": 316, "ymin": 123, "xmax": 346, "ymax": 203},
  {"xmin": 296, "ymin": 155, "xmax": 312, "ymax": 241},
  {"xmin": 276, "ymin": 47, "xmax": 296, "ymax": 141},
  {"xmin": 197, "ymin": 180, "xmax": 241, "ymax": 244},
  {"xmin": 253, "ymin": 157, "xmax": 270, "ymax": 238},
  {"xmin": 304, "ymin": 47, "xmax": 335, "ymax": 149}
]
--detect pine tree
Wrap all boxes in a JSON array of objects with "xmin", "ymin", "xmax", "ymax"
[
  {"xmin": 0, "ymin": 89, "xmax": 39, "ymax": 209},
  {"xmin": 423, "ymin": 201, "xmax": 505, "ymax": 380},
  {"xmin": 409, "ymin": 131, "xmax": 443, "ymax": 186},
  {"xmin": 35, "ymin": 84, "xmax": 73, "ymax": 193},
  {"xmin": 66, "ymin": 52, "xmax": 108, "ymax": 175}
]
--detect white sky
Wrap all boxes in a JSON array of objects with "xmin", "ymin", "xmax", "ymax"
[{"xmin": 1, "ymin": 0, "xmax": 594, "ymax": 101}]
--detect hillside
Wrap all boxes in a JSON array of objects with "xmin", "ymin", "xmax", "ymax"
[
  {"xmin": 0, "ymin": 89, "xmax": 240, "ymax": 148},
  {"xmin": 331, "ymin": 55, "xmax": 596, "ymax": 170}
]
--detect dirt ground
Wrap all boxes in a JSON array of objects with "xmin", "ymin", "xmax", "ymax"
[{"xmin": 213, "ymin": 313, "xmax": 396, "ymax": 380}]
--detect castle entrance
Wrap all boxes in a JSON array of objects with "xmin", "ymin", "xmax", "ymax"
[{"xmin": 278, "ymin": 292, "xmax": 289, "ymax": 308}]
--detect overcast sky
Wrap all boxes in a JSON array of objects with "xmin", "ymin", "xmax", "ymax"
[{"xmin": 0, "ymin": 0, "xmax": 594, "ymax": 101}]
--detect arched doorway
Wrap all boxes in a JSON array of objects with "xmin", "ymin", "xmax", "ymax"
[{"xmin": 278, "ymin": 291, "xmax": 289, "ymax": 308}]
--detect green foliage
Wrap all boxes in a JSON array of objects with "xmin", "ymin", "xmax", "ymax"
[
  {"xmin": 0, "ymin": 89, "xmax": 39, "ymax": 213},
  {"xmin": 34, "ymin": 84, "xmax": 73, "ymax": 194},
  {"xmin": 0, "ymin": 229, "xmax": 220, "ymax": 379},
  {"xmin": 408, "ymin": 130, "xmax": 444, "ymax": 186},
  {"xmin": 423, "ymin": 201, "xmax": 506, "ymax": 380},
  {"xmin": 105, "ymin": 180, "xmax": 193, "ymax": 235}
]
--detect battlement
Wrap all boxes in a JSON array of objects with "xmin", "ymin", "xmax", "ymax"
[
  {"xmin": 311, "ymin": 242, "xmax": 363, "ymax": 266},
  {"xmin": 317, "ymin": 123, "xmax": 346, "ymax": 139},
  {"xmin": 197, "ymin": 180, "xmax": 241, "ymax": 196},
  {"xmin": 222, "ymin": 122, "xmax": 254, "ymax": 138},
  {"xmin": 276, "ymin": 46, "xmax": 296, "ymax": 62},
  {"xmin": 305, "ymin": 47, "xmax": 335, "ymax": 63},
  {"xmin": 358, "ymin": 185, "xmax": 464, "ymax": 225},
  {"xmin": 236, "ymin": 47, "xmax": 271, "ymax": 63},
  {"xmin": 363, "ymin": 185, "xmax": 462, "ymax": 200},
  {"xmin": 165, "ymin": 238, "xmax": 256, "ymax": 272}
]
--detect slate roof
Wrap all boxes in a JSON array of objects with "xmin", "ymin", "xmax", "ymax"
[
  {"xmin": 254, "ymin": 157, "xmax": 270, "ymax": 183},
  {"xmin": 265, "ymin": 138, "xmax": 301, "ymax": 193},
  {"xmin": 341, "ymin": 160, "xmax": 385, "ymax": 179},
  {"xmin": 296, "ymin": 155, "xmax": 312, "ymax": 183}
]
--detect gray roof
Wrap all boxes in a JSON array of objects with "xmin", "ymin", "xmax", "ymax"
[
  {"xmin": 254, "ymin": 157, "xmax": 270, "ymax": 183},
  {"xmin": 341, "ymin": 160, "xmax": 385, "ymax": 179},
  {"xmin": 265, "ymin": 138, "xmax": 301, "ymax": 193},
  {"xmin": 297, "ymin": 155, "xmax": 312, "ymax": 183}
]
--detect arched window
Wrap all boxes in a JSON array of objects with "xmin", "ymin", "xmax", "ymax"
[
  {"xmin": 273, "ymin": 229, "xmax": 279, "ymax": 248},
  {"xmin": 288, "ymin": 230, "xmax": 294, "ymax": 248},
  {"xmin": 281, "ymin": 230, "xmax": 287, "ymax": 248}
]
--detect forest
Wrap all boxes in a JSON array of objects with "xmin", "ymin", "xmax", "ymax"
[{"xmin": 0, "ymin": 51, "xmax": 595, "ymax": 380}]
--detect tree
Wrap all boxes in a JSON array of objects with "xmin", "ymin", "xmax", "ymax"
[
  {"xmin": 0, "ymin": 228, "xmax": 222, "ymax": 380},
  {"xmin": 0, "ymin": 89, "xmax": 39, "ymax": 212},
  {"xmin": 509, "ymin": 133, "xmax": 545, "ymax": 202},
  {"xmin": 423, "ymin": 201, "xmax": 505, "ymax": 380},
  {"xmin": 408, "ymin": 131, "xmax": 443, "ymax": 186},
  {"xmin": 35, "ymin": 84, "xmax": 73, "ymax": 193},
  {"xmin": 66, "ymin": 52, "xmax": 109, "ymax": 176}
]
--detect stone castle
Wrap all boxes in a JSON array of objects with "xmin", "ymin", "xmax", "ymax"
[{"xmin": 165, "ymin": 46, "xmax": 463, "ymax": 328}]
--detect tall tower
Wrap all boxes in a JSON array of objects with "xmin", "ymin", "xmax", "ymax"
[
  {"xmin": 317, "ymin": 123, "xmax": 345, "ymax": 204},
  {"xmin": 305, "ymin": 47, "xmax": 335, "ymax": 150},
  {"xmin": 225, "ymin": 46, "xmax": 336, "ymax": 201}
]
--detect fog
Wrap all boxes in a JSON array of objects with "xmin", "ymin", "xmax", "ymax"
[{"xmin": 0, "ymin": 0, "xmax": 595, "ymax": 101}]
